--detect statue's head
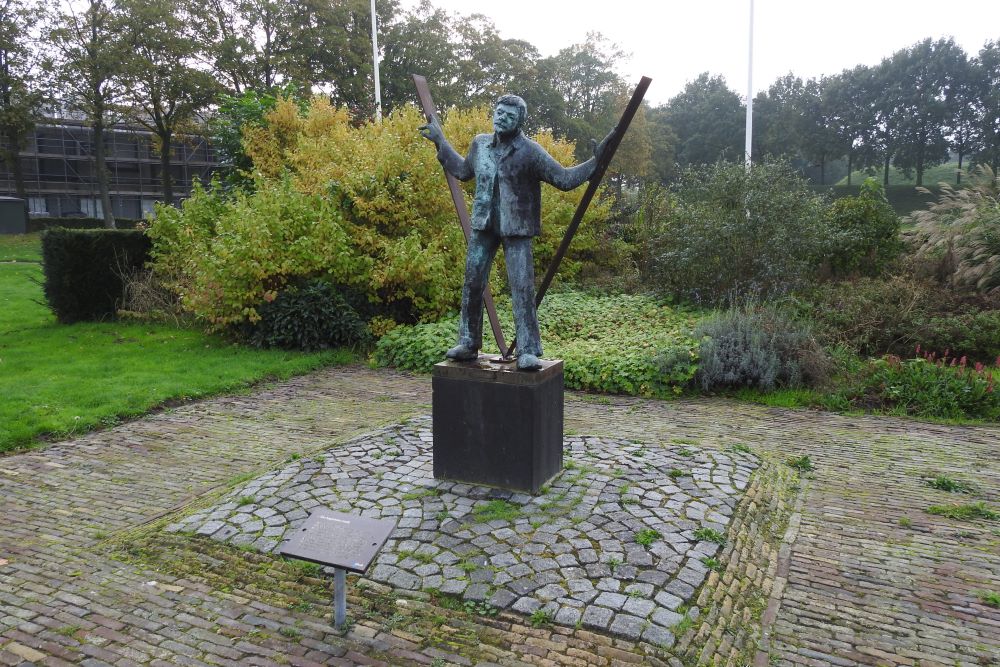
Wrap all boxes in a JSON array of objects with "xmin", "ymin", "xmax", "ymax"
[{"xmin": 493, "ymin": 94, "xmax": 527, "ymax": 135}]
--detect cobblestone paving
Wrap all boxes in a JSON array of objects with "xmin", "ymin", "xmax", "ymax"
[
  {"xmin": 171, "ymin": 418, "xmax": 757, "ymax": 645},
  {"xmin": 1, "ymin": 365, "xmax": 998, "ymax": 666}
]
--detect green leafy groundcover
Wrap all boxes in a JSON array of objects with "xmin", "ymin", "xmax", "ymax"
[{"xmin": 375, "ymin": 291, "xmax": 701, "ymax": 397}]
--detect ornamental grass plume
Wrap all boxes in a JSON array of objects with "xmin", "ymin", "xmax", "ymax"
[{"xmin": 908, "ymin": 165, "xmax": 1000, "ymax": 294}]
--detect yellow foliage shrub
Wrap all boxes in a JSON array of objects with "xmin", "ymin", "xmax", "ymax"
[{"xmin": 149, "ymin": 95, "xmax": 613, "ymax": 329}]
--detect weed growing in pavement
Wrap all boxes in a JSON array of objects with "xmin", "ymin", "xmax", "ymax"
[
  {"xmin": 977, "ymin": 590, "xmax": 1000, "ymax": 608},
  {"xmin": 898, "ymin": 517, "xmax": 913, "ymax": 528},
  {"xmin": 701, "ymin": 557, "xmax": 722, "ymax": 571},
  {"xmin": 471, "ymin": 500, "xmax": 523, "ymax": 523},
  {"xmin": 926, "ymin": 475, "xmax": 975, "ymax": 493},
  {"xmin": 401, "ymin": 487, "xmax": 441, "ymax": 501},
  {"xmin": 635, "ymin": 528, "xmax": 662, "ymax": 547},
  {"xmin": 462, "ymin": 599, "xmax": 498, "ymax": 617},
  {"xmin": 693, "ymin": 527, "xmax": 726, "ymax": 544},
  {"xmin": 529, "ymin": 608, "xmax": 553, "ymax": 627},
  {"xmin": 926, "ymin": 502, "xmax": 998, "ymax": 521},
  {"xmin": 785, "ymin": 455, "xmax": 815, "ymax": 472}
]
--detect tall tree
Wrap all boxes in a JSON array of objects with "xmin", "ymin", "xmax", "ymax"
[
  {"xmin": 825, "ymin": 66, "xmax": 876, "ymax": 186},
  {"xmin": 279, "ymin": 0, "xmax": 396, "ymax": 117},
  {"xmin": 798, "ymin": 77, "xmax": 844, "ymax": 185},
  {"xmin": 120, "ymin": 0, "xmax": 220, "ymax": 205},
  {"xmin": 647, "ymin": 105, "xmax": 677, "ymax": 183},
  {"xmin": 975, "ymin": 40, "xmax": 1000, "ymax": 172},
  {"xmin": 750, "ymin": 72, "xmax": 807, "ymax": 160},
  {"xmin": 0, "ymin": 0, "xmax": 45, "ymax": 199},
  {"xmin": 889, "ymin": 38, "xmax": 964, "ymax": 186},
  {"xmin": 379, "ymin": 0, "xmax": 457, "ymax": 112},
  {"xmin": 452, "ymin": 13, "xmax": 539, "ymax": 107},
  {"xmin": 661, "ymin": 73, "xmax": 743, "ymax": 166},
  {"xmin": 857, "ymin": 59, "xmax": 902, "ymax": 186},
  {"xmin": 947, "ymin": 52, "xmax": 982, "ymax": 184},
  {"xmin": 48, "ymin": 0, "xmax": 128, "ymax": 228},
  {"xmin": 528, "ymin": 33, "xmax": 626, "ymax": 158},
  {"xmin": 186, "ymin": 0, "xmax": 288, "ymax": 94}
]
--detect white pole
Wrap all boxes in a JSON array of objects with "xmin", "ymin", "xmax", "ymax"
[
  {"xmin": 371, "ymin": 0, "xmax": 382, "ymax": 122},
  {"xmin": 744, "ymin": 0, "xmax": 754, "ymax": 168}
]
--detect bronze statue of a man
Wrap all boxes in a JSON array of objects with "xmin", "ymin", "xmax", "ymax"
[{"xmin": 420, "ymin": 95, "xmax": 607, "ymax": 371}]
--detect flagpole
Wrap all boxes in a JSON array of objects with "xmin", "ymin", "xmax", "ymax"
[
  {"xmin": 744, "ymin": 0, "xmax": 754, "ymax": 168},
  {"xmin": 371, "ymin": 0, "xmax": 382, "ymax": 122}
]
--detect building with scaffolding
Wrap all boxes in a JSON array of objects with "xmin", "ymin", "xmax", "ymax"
[{"xmin": 0, "ymin": 117, "xmax": 219, "ymax": 219}]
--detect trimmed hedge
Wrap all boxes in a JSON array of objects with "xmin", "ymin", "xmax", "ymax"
[
  {"xmin": 28, "ymin": 217, "xmax": 141, "ymax": 233},
  {"xmin": 42, "ymin": 228, "xmax": 152, "ymax": 323}
]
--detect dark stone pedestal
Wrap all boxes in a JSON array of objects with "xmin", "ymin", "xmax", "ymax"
[{"xmin": 432, "ymin": 355, "xmax": 563, "ymax": 495}]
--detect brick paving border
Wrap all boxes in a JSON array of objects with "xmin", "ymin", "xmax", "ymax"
[{"xmin": 1, "ymin": 365, "xmax": 998, "ymax": 666}]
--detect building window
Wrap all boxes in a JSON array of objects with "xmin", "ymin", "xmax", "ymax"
[
  {"xmin": 80, "ymin": 198, "xmax": 103, "ymax": 218},
  {"xmin": 28, "ymin": 197, "xmax": 47, "ymax": 215}
]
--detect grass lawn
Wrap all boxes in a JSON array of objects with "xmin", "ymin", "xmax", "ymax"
[
  {"xmin": 0, "ymin": 232, "xmax": 42, "ymax": 262},
  {"xmin": 0, "ymin": 235, "xmax": 351, "ymax": 453},
  {"xmin": 835, "ymin": 161, "xmax": 964, "ymax": 187}
]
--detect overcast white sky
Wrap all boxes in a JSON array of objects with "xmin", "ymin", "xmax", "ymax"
[{"xmin": 398, "ymin": 0, "xmax": 1000, "ymax": 106}]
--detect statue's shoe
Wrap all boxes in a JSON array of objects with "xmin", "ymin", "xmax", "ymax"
[
  {"xmin": 517, "ymin": 353, "xmax": 542, "ymax": 371},
  {"xmin": 445, "ymin": 344, "xmax": 479, "ymax": 361}
]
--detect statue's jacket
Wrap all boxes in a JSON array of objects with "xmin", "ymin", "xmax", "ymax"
[{"xmin": 436, "ymin": 131, "xmax": 595, "ymax": 238}]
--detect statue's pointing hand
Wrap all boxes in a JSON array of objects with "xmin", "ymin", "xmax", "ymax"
[
  {"xmin": 419, "ymin": 118, "xmax": 444, "ymax": 147},
  {"xmin": 591, "ymin": 129, "xmax": 615, "ymax": 164}
]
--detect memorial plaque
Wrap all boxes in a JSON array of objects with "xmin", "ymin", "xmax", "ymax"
[{"xmin": 279, "ymin": 509, "xmax": 396, "ymax": 573}]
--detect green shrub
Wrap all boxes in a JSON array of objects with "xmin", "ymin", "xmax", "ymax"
[
  {"xmin": 853, "ymin": 353, "xmax": 1000, "ymax": 420},
  {"xmin": 375, "ymin": 319, "xmax": 457, "ymax": 371},
  {"xmin": 802, "ymin": 276, "xmax": 1000, "ymax": 362},
  {"xmin": 695, "ymin": 299, "xmax": 829, "ymax": 391},
  {"xmin": 41, "ymin": 228, "xmax": 151, "ymax": 323},
  {"xmin": 148, "ymin": 178, "xmax": 369, "ymax": 329},
  {"xmin": 244, "ymin": 279, "xmax": 369, "ymax": 351},
  {"xmin": 650, "ymin": 160, "xmax": 829, "ymax": 305},
  {"xmin": 374, "ymin": 291, "xmax": 700, "ymax": 397},
  {"xmin": 822, "ymin": 179, "xmax": 901, "ymax": 278},
  {"xmin": 912, "ymin": 311, "xmax": 1000, "ymax": 363}
]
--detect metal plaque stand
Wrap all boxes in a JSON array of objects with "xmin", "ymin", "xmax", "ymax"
[
  {"xmin": 279, "ymin": 509, "xmax": 396, "ymax": 631},
  {"xmin": 333, "ymin": 568, "xmax": 347, "ymax": 629}
]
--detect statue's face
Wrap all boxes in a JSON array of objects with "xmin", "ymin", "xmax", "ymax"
[{"xmin": 493, "ymin": 103, "xmax": 521, "ymax": 135}]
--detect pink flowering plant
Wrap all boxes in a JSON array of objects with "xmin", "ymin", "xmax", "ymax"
[{"xmin": 868, "ymin": 345, "xmax": 1000, "ymax": 420}]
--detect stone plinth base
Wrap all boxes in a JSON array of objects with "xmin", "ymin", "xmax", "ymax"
[{"xmin": 432, "ymin": 355, "xmax": 563, "ymax": 494}]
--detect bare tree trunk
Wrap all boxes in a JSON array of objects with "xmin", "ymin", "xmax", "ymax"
[
  {"xmin": 11, "ymin": 152, "xmax": 26, "ymax": 199},
  {"xmin": 847, "ymin": 153, "xmax": 853, "ymax": 187},
  {"xmin": 883, "ymin": 154, "xmax": 890, "ymax": 187},
  {"xmin": 1, "ymin": 128, "xmax": 28, "ymax": 199},
  {"xmin": 956, "ymin": 150, "xmax": 963, "ymax": 185},
  {"xmin": 93, "ymin": 116, "xmax": 116, "ymax": 228}
]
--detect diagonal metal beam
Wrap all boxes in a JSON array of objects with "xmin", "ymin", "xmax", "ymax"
[
  {"xmin": 505, "ymin": 76, "xmax": 652, "ymax": 358},
  {"xmin": 412, "ymin": 74, "xmax": 509, "ymax": 357}
]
